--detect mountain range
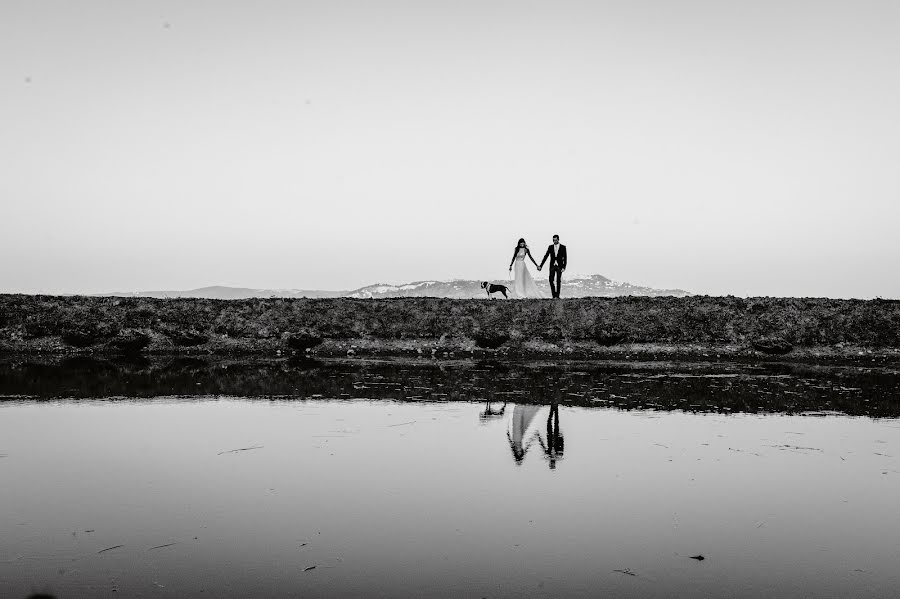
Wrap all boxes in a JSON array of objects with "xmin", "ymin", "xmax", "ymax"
[{"xmin": 103, "ymin": 275, "xmax": 690, "ymax": 299}]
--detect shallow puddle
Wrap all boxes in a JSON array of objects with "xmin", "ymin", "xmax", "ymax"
[{"xmin": 2, "ymin": 359, "xmax": 899, "ymax": 597}]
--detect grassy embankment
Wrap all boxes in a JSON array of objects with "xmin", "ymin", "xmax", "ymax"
[{"xmin": 1, "ymin": 294, "xmax": 899, "ymax": 361}]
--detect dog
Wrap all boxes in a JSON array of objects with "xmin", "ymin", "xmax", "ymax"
[{"xmin": 481, "ymin": 281, "xmax": 509, "ymax": 299}]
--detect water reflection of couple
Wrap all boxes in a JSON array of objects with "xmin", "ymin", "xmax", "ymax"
[
  {"xmin": 507, "ymin": 235, "xmax": 568, "ymax": 299},
  {"xmin": 506, "ymin": 402, "xmax": 564, "ymax": 469}
]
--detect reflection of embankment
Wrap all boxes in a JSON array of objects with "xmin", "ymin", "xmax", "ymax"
[
  {"xmin": 3, "ymin": 357, "xmax": 900, "ymax": 417},
  {"xmin": 3, "ymin": 295, "xmax": 900, "ymax": 361}
]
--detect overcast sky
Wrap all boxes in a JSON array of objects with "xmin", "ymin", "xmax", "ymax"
[{"xmin": 2, "ymin": 1, "xmax": 899, "ymax": 297}]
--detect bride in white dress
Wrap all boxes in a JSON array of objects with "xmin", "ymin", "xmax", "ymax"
[{"xmin": 508, "ymin": 238, "xmax": 545, "ymax": 299}]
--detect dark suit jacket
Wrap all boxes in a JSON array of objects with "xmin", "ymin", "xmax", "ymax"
[{"xmin": 540, "ymin": 244, "xmax": 567, "ymax": 270}]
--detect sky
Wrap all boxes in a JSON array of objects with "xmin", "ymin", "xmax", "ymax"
[{"xmin": 2, "ymin": 0, "xmax": 899, "ymax": 298}]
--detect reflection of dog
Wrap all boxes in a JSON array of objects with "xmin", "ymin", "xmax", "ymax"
[
  {"xmin": 479, "ymin": 400, "xmax": 507, "ymax": 422},
  {"xmin": 481, "ymin": 281, "xmax": 509, "ymax": 299}
]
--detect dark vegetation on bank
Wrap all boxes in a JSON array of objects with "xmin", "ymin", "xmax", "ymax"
[{"xmin": 1, "ymin": 294, "xmax": 899, "ymax": 360}]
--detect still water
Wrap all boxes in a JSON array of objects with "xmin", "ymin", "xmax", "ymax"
[{"xmin": 2, "ymin": 358, "xmax": 900, "ymax": 598}]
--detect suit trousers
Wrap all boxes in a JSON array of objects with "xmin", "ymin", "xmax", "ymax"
[{"xmin": 549, "ymin": 267, "xmax": 563, "ymax": 298}]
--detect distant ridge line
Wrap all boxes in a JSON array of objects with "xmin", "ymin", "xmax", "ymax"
[{"xmin": 97, "ymin": 275, "xmax": 691, "ymax": 299}]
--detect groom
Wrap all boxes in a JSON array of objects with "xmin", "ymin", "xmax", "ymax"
[{"xmin": 538, "ymin": 234, "xmax": 567, "ymax": 298}]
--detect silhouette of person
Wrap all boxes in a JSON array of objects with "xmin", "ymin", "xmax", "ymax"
[
  {"xmin": 537, "ymin": 234, "xmax": 567, "ymax": 298},
  {"xmin": 537, "ymin": 401, "xmax": 565, "ymax": 469},
  {"xmin": 507, "ymin": 404, "xmax": 541, "ymax": 465}
]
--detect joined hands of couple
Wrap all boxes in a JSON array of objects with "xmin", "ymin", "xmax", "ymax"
[{"xmin": 509, "ymin": 266, "xmax": 565, "ymax": 273}]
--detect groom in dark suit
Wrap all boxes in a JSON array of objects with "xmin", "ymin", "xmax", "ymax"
[{"xmin": 538, "ymin": 234, "xmax": 567, "ymax": 298}]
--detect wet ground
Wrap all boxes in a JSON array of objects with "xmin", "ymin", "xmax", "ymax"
[
  {"xmin": 2, "ymin": 358, "xmax": 900, "ymax": 597},
  {"xmin": 4, "ymin": 356, "xmax": 900, "ymax": 416}
]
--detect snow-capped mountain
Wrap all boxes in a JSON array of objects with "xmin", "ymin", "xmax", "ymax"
[
  {"xmin": 100, "ymin": 276, "xmax": 689, "ymax": 299},
  {"xmin": 346, "ymin": 275, "xmax": 689, "ymax": 298}
]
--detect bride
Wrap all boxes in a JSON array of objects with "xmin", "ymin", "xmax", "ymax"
[{"xmin": 508, "ymin": 238, "xmax": 545, "ymax": 299}]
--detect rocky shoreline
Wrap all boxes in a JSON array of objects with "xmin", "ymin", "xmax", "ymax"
[{"xmin": 1, "ymin": 294, "xmax": 899, "ymax": 365}]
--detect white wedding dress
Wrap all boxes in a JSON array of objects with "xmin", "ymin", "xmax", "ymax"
[{"xmin": 512, "ymin": 248, "xmax": 545, "ymax": 299}]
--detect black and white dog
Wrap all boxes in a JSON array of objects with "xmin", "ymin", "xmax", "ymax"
[{"xmin": 481, "ymin": 281, "xmax": 509, "ymax": 299}]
